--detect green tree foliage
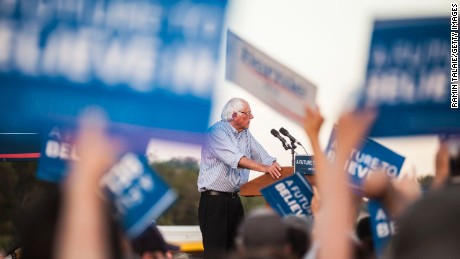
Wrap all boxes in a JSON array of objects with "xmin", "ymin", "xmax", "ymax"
[
  {"xmin": 0, "ymin": 161, "xmax": 47, "ymax": 251},
  {"xmin": 240, "ymin": 196, "xmax": 267, "ymax": 214},
  {"xmin": 151, "ymin": 158, "xmax": 201, "ymax": 225},
  {"xmin": 151, "ymin": 158, "xmax": 265, "ymax": 225}
]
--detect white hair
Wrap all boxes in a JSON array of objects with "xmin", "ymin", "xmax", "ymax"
[{"xmin": 221, "ymin": 98, "xmax": 247, "ymax": 121}]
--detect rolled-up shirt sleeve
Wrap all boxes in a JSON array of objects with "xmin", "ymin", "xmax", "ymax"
[{"xmin": 207, "ymin": 129, "xmax": 245, "ymax": 169}]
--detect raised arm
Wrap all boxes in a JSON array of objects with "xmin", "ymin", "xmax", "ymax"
[
  {"xmin": 54, "ymin": 111, "xmax": 120, "ymax": 259},
  {"xmin": 432, "ymin": 138, "xmax": 450, "ymax": 190},
  {"xmin": 304, "ymin": 106, "xmax": 375, "ymax": 259}
]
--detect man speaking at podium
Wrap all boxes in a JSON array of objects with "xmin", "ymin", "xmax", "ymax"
[{"xmin": 197, "ymin": 97, "xmax": 282, "ymax": 258}]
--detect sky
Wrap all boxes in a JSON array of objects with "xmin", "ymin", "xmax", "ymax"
[{"xmin": 147, "ymin": 0, "xmax": 452, "ymax": 178}]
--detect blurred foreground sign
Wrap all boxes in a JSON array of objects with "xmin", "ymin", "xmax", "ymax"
[
  {"xmin": 37, "ymin": 122, "xmax": 151, "ymax": 183},
  {"xmin": 0, "ymin": 0, "xmax": 227, "ymax": 144},
  {"xmin": 325, "ymin": 127, "xmax": 405, "ymax": 192},
  {"xmin": 37, "ymin": 125, "xmax": 78, "ymax": 182},
  {"xmin": 37, "ymin": 123, "xmax": 178, "ymax": 237},
  {"xmin": 361, "ymin": 17, "xmax": 459, "ymax": 136},
  {"xmin": 101, "ymin": 153, "xmax": 177, "ymax": 238},
  {"xmin": 368, "ymin": 200, "xmax": 395, "ymax": 257},
  {"xmin": 261, "ymin": 172, "xmax": 314, "ymax": 218},
  {"xmin": 226, "ymin": 31, "xmax": 317, "ymax": 126}
]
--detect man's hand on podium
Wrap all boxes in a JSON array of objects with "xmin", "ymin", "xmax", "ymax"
[
  {"xmin": 265, "ymin": 161, "xmax": 282, "ymax": 179},
  {"xmin": 238, "ymin": 157, "xmax": 282, "ymax": 179}
]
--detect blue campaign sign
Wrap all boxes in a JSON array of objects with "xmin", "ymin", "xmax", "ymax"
[
  {"xmin": 36, "ymin": 125, "xmax": 78, "ymax": 182},
  {"xmin": 261, "ymin": 172, "xmax": 314, "ymax": 218},
  {"xmin": 294, "ymin": 155, "xmax": 315, "ymax": 175},
  {"xmin": 36, "ymin": 122, "xmax": 150, "ymax": 182},
  {"xmin": 368, "ymin": 200, "xmax": 395, "ymax": 257},
  {"xmin": 0, "ymin": 0, "xmax": 228, "ymax": 145},
  {"xmin": 325, "ymin": 127, "xmax": 405, "ymax": 190},
  {"xmin": 360, "ymin": 17, "xmax": 460, "ymax": 136},
  {"xmin": 101, "ymin": 153, "xmax": 177, "ymax": 238}
]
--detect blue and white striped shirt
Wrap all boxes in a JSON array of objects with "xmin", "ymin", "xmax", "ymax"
[{"xmin": 197, "ymin": 120, "xmax": 276, "ymax": 192}]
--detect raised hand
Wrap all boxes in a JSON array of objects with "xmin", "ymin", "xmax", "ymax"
[
  {"xmin": 304, "ymin": 106, "xmax": 324, "ymax": 140},
  {"xmin": 335, "ymin": 110, "xmax": 376, "ymax": 156}
]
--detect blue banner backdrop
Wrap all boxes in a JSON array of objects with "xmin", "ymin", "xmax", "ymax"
[{"xmin": 0, "ymin": 0, "xmax": 228, "ymax": 146}]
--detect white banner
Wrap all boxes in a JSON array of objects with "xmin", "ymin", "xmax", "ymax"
[{"xmin": 226, "ymin": 31, "xmax": 317, "ymax": 125}]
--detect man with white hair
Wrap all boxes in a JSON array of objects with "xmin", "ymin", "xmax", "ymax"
[{"xmin": 197, "ymin": 97, "xmax": 282, "ymax": 258}]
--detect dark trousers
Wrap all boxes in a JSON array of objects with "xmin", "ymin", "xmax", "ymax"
[{"xmin": 198, "ymin": 192, "xmax": 245, "ymax": 259}]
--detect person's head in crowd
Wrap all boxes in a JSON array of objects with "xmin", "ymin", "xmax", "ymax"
[
  {"xmin": 391, "ymin": 184, "xmax": 460, "ymax": 259},
  {"xmin": 19, "ymin": 184, "xmax": 61, "ymax": 259},
  {"xmin": 283, "ymin": 215, "xmax": 313, "ymax": 259},
  {"xmin": 448, "ymin": 136, "xmax": 460, "ymax": 180},
  {"xmin": 354, "ymin": 216, "xmax": 375, "ymax": 259},
  {"xmin": 433, "ymin": 135, "xmax": 460, "ymax": 189},
  {"xmin": 20, "ymin": 184, "xmax": 124, "ymax": 259},
  {"xmin": 131, "ymin": 224, "xmax": 179, "ymax": 259},
  {"xmin": 221, "ymin": 97, "xmax": 254, "ymax": 131},
  {"xmin": 235, "ymin": 208, "xmax": 292, "ymax": 259}
]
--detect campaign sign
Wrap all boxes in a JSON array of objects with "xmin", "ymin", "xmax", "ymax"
[
  {"xmin": 368, "ymin": 200, "xmax": 396, "ymax": 257},
  {"xmin": 261, "ymin": 172, "xmax": 314, "ymax": 218},
  {"xmin": 101, "ymin": 153, "xmax": 177, "ymax": 238},
  {"xmin": 325, "ymin": 127, "xmax": 405, "ymax": 190},
  {"xmin": 294, "ymin": 155, "xmax": 315, "ymax": 175},
  {"xmin": 360, "ymin": 17, "xmax": 459, "ymax": 136},
  {"xmin": 226, "ymin": 31, "xmax": 317, "ymax": 126},
  {"xmin": 36, "ymin": 122, "xmax": 150, "ymax": 182},
  {"xmin": 37, "ymin": 125, "xmax": 78, "ymax": 182},
  {"xmin": 0, "ymin": 0, "xmax": 228, "ymax": 145}
]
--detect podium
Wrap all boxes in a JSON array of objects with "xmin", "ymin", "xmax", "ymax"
[{"xmin": 240, "ymin": 166, "xmax": 316, "ymax": 197}]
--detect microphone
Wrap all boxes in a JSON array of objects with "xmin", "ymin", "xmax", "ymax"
[
  {"xmin": 270, "ymin": 129, "xmax": 291, "ymax": 150},
  {"xmin": 279, "ymin": 127, "xmax": 302, "ymax": 146}
]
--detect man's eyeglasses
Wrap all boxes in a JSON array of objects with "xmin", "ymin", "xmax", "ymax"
[{"xmin": 238, "ymin": 111, "xmax": 252, "ymax": 116}]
